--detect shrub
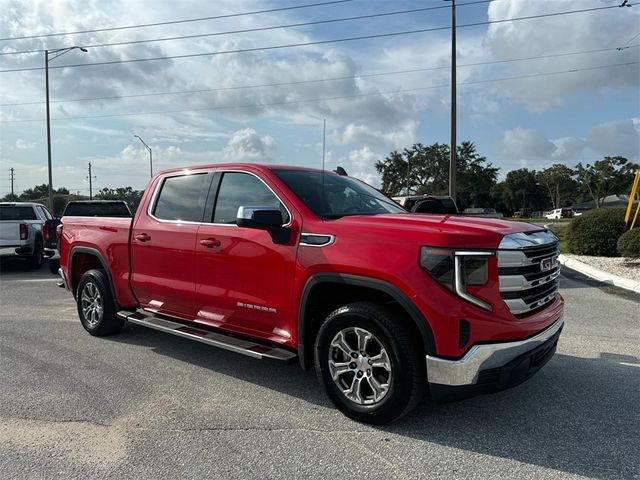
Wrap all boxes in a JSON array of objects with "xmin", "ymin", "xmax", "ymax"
[
  {"xmin": 566, "ymin": 207, "xmax": 626, "ymax": 257},
  {"xmin": 617, "ymin": 228, "xmax": 640, "ymax": 258}
]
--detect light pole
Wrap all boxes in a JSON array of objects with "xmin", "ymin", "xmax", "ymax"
[
  {"xmin": 134, "ymin": 135, "xmax": 153, "ymax": 178},
  {"xmin": 445, "ymin": 0, "xmax": 457, "ymax": 201},
  {"xmin": 45, "ymin": 46, "xmax": 87, "ymax": 213}
]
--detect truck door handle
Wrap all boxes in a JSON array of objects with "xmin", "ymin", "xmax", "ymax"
[
  {"xmin": 135, "ymin": 233, "xmax": 151, "ymax": 242},
  {"xmin": 200, "ymin": 238, "xmax": 221, "ymax": 248}
]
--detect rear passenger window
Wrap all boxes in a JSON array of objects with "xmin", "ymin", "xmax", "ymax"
[
  {"xmin": 153, "ymin": 174, "xmax": 209, "ymax": 222},
  {"xmin": 213, "ymin": 172, "xmax": 289, "ymax": 224}
]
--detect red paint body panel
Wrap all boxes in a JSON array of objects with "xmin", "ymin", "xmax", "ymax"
[{"xmin": 59, "ymin": 163, "xmax": 564, "ymax": 360}]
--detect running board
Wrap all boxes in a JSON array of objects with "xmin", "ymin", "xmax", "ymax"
[{"xmin": 117, "ymin": 310, "xmax": 296, "ymax": 362}]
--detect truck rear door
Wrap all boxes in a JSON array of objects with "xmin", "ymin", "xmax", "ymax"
[
  {"xmin": 130, "ymin": 172, "xmax": 213, "ymax": 319},
  {"xmin": 193, "ymin": 170, "xmax": 300, "ymax": 341}
]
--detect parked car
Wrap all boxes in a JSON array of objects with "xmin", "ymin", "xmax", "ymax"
[
  {"xmin": 58, "ymin": 164, "xmax": 564, "ymax": 424},
  {"xmin": 545, "ymin": 208, "xmax": 573, "ymax": 220},
  {"xmin": 512, "ymin": 209, "xmax": 532, "ymax": 218},
  {"xmin": 0, "ymin": 202, "xmax": 52, "ymax": 268},
  {"xmin": 44, "ymin": 200, "xmax": 132, "ymax": 274},
  {"xmin": 462, "ymin": 208, "xmax": 504, "ymax": 219}
]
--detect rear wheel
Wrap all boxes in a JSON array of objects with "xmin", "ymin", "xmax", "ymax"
[
  {"xmin": 28, "ymin": 238, "xmax": 43, "ymax": 269},
  {"xmin": 314, "ymin": 301, "xmax": 425, "ymax": 424},
  {"xmin": 76, "ymin": 269, "xmax": 123, "ymax": 336}
]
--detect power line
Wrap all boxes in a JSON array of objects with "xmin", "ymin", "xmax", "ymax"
[
  {"xmin": 0, "ymin": 4, "xmax": 623, "ymax": 74},
  {"xmin": 1, "ymin": 60, "xmax": 636, "ymax": 124},
  {"xmin": 618, "ymin": 31, "xmax": 640, "ymax": 49},
  {"xmin": 0, "ymin": 0, "xmax": 354, "ymax": 42},
  {"xmin": 0, "ymin": 2, "xmax": 498, "ymax": 56},
  {"xmin": 2, "ymin": 45, "xmax": 636, "ymax": 108}
]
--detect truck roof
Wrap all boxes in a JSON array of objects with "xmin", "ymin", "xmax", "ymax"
[
  {"xmin": 0, "ymin": 202, "xmax": 42, "ymax": 207},
  {"xmin": 154, "ymin": 163, "xmax": 327, "ymax": 176}
]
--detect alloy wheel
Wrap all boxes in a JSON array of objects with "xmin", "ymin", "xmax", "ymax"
[
  {"xmin": 80, "ymin": 281, "xmax": 103, "ymax": 327},
  {"xmin": 328, "ymin": 327, "xmax": 392, "ymax": 405}
]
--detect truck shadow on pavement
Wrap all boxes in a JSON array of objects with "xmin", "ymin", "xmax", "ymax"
[{"xmin": 107, "ymin": 326, "xmax": 638, "ymax": 479}]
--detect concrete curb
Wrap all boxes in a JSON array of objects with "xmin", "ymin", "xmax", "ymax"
[{"xmin": 558, "ymin": 254, "xmax": 640, "ymax": 293}]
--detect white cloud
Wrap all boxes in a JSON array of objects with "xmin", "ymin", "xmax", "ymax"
[
  {"xmin": 497, "ymin": 119, "xmax": 640, "ymax": 168},
  {"xmin": 15, "ymin": 138, "xmax": 34, "ymax": 150},
  {"xmin": 332, "ymin": 122, "xmax": 417, "ymax": 150},
  {"xmin": 498, "ymin": 128, "xmax": 556, "ymax": 159},
  {"xmin": 222, "ymin": 128, "xmax": 275, "ymax": 163},
  {"xmin": 587, "ymin": 119, "xmax": 640, "ymax": 158},
  {"xmin": 482, "ymin": 0, "xmax": 640, "ymax": 112},
  {"xmin": 341, "ymin": 147, "xmax": 382, "ymax": 187}
]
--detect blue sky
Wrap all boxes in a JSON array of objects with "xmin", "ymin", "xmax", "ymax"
[{"xmin": 0, "ymin": 0, "xmax": 638, "ymax": 197}]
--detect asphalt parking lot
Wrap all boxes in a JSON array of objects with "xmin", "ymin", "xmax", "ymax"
[{"xmin": 0, "ymin": 259, "xmax": 638, "ymax": 480}]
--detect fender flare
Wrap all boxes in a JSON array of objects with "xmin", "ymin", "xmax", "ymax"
[
  {"xmin": 69, "ymin": 246, "xmax": 117, "ymax": 303},
  {"xmin": 297, "ymin": 273, "xmax": 436, "ymax": 369}
]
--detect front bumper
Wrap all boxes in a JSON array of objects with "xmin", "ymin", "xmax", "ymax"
[{"xmin": 427, "ymin": 317, "xmax": 563, "ymax": 401}]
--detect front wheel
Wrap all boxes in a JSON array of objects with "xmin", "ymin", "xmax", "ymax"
[
  {"xmin": 76, "ymin": 269, "xmax": 123, "ymax": 336},
  {"xmin": 314, "ymin": 301, "xmax": 425, "ymax": 424}
]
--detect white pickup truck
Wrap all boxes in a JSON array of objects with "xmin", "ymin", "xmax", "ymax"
[{"xmin": 0, "ymin": 202, "xmax": 52, "ymax": 269}]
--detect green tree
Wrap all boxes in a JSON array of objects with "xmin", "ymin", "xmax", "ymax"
[
  {"xmin": 18, "ymin": 184, "xmax": 69, "ymax": 201},
  {"xmin": 0, "ymin": 193, "xmax": 20, "ymax": 202},
  {"xmin": 575, "ymin": 156, "xmax": 639, "ymax": 207},
  {"xmin": 375, "ymin": 143, "xmax": 449, "ymax": 197},
  {"xmin": 95, "ymin": 186, "xmax": 144, "ymax": 212},
  {"xmin": 456, "ymin": 142, "xmax": 499, "ymax": 208},
  {"xmin": 500, "ymin": 168, "xmax": 545, "ymax": 213},
  {"xmin": 536, "ymin": 164, "xmax": 578, "ymax": 209},
  {"xmin": 375, "ymin": 141, "xmax": 498, "ymax": 208}
]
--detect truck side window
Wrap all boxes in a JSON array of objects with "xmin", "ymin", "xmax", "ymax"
[
  {"xmin": 153, "ymin": 173, "xmax": 208, "ymax": 222},
  {"xmin": 213, "ymin": 172, "xmax": 289, "ymax": 224}
]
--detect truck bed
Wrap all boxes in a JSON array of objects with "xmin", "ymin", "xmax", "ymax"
[{"xmin": 60, "ymin": 216, "xmax": 134, "ymax": 305}]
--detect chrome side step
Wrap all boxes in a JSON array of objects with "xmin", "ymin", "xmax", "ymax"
[{"xmin": 117, "ymin": 310, "xmax": 296, "ymax": 362}]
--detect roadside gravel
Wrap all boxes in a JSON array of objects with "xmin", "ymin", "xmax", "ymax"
[{"xmin": 563, "ymin": 254, "xmax": 640, "ymax": 281}]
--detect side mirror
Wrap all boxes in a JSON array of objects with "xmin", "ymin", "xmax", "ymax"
[{"xmin": 236, "ymin": 206, "xmax": 290, "ymax": 244}]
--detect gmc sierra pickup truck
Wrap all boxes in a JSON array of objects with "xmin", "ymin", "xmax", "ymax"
[{"xmin": 58, "ymin": 164, "xmax": 564, "ymax": 424}]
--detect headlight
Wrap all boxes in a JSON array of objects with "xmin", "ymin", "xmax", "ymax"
[{"xmin": 420, "ymin": 247, "xmax": 493, "ymax": 311}]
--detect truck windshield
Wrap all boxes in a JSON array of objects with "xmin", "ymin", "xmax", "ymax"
[
  {"xmin": 0, "ymin": 205, "xmax": 37, "ymax": 221},
  {"xmin": 64, "ymin": 202, "xmax": 132, "ymax": 217},
  {"xmin": 274, "ymin": 170, "xmax": 405, "ymax": 218}
]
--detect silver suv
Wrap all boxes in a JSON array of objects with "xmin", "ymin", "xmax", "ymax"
[{"xmin": 0, "ymin": 202, "xmax": 52, "ymax": 269}]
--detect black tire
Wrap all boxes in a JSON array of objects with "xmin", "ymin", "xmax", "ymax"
[
  {"xmin": 314, "ymin": 301, "xmax": 425, "ymax": 425},
  {"xmin": 28, "ymin": 238, "xmax": 43, "ymax": 269},
  {"xmin": 48, "ymin": 258, "xmax": 60, "ymax": 275},
  {"xmin": 76, "ymin": 269, "xmax": 124, "ymax": 336}
]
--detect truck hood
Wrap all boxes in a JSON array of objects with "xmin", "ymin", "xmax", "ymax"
[{"xmin": 328, "ymin": 214, "xmax": 544, "ymax": 249}]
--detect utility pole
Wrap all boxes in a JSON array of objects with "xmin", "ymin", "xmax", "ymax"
[
  {"xmin": 87, "ymin": 162, "xmax": 96, "ymax": 199},
  {"xmin": 447, "ymin": 0, "xmax": 457, "ymax": 201},
  {"xmin": 9, "ymin": 168, "xmax": 15, "ymax": 196},
  {"xmin": 406, "ymin": 157, "xmax": 410, "ymax": 195}
]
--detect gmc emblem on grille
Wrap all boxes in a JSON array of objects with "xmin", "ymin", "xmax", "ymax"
[{"xmin": 540, "ymin": 257, "xmax": 556, "ymax": 272}]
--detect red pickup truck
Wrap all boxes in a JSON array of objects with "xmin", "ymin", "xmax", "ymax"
[{"xmin": 58, "ymin": 163, "xmax": 564, "ymax": 424}]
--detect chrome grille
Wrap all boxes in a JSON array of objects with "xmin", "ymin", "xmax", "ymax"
[{"xmin": 498, "ymin": 231, "xmax": 560, "ymax": 316}]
